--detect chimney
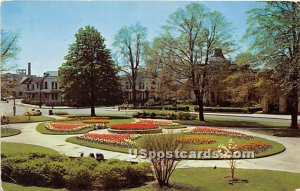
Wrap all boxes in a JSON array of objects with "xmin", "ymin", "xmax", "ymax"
[
  {"xmin": 213, "ymin": 48, "xmax": 225, "ymax": 59},
  {"xmin": 28, "ymin": 62, "xmax": 31, "ymax": 76}
]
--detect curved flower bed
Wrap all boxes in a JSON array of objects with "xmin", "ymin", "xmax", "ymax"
[
  {"xmin": 80, "ymin": 133, "xmax": 136, "ymax": 147},
  {"xmin": 237, "ymin": 141, "xmax": 272, "ymax": 153},
  {"xmin": 82, "ymin": 119, "xmax": 110, "ymax": 123},
  {"xmin": 110, "ymin": 123, "xmax": 158, "ymax": 130},
  {"xmin": 136, "ymin": 119, "xmax": 174, "ymax": 125},
  {"xmin": 177, "ymin": 136, "xmax": 216, "ymax": 144},
  {"xmin": 192, "ymin": 127, "xmax": 253, "ymax": 139},
  {"xmin": 45, "ymin": 123, "xmax": 89, "ymax": 132},
  {"xmin": 109, "ymin": 123, "xmax": 162, "ymax": 134}
]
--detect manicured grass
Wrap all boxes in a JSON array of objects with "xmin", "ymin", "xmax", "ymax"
[
  {"xmin": 36, "ymin": 119, "xmax": 134, "ymax": 135},
  {"xmin": 251, "ymin": 128, "xmax": 300, "ymax": 137},
  {"xmin": 1, "ymin": 128, "xmax": 21, "ymax": 137},
  {"xmin": 66, "ymin": 136, "xmax": 129, "ymax": 153},
  {"xmin": 2, "ymin": 182, "xmax": 66, "ymax": 191},
  {"xmin": 176, "ymin": 118, "xmax": 289, "ymax": 128},
  {"xmin": 1, "ymin": 142, "xmax": 58, "ymax": 155},
  {"xmin": 10, "ymin": 115, "xmax": 55, "ymax": 123},
  {"xmin": 126, "ymin": 168, "xmax": 300, "ymax": 191},
  {"xmin": 64, "ymin": 113, "xmax": 133, "ymax": 119}
]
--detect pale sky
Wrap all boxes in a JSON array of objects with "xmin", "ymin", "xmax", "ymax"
[{"xmin": 2, "ymin": 1, "xmax": 261, "ymax": 76}]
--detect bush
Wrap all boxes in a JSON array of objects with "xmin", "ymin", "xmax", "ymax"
[
  {"xmin": 54, "ymin": 111, "xmax": 70, "ymax": 115},
  {"xmin": 93, "ymin": 159, "xmax": 153, "ymax": 190},
  {"xmin": 64, "ymin": 166, "xmax": 95, "ymax": 190},
  {"xmin": 176, "ymin": 112, "xmax": 197, "ymax": 120},
  {"xmin": 194, "ymin": 106, "xmax": 262, "ymax": 113},
  {"xmin": 1, "ymin": 153, "xmax": 153, "ymax": 190}
]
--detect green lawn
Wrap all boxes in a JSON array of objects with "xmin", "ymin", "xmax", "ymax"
[
  {"xmin": 36, "ymin": 119, "xmax": 134, "ymax": 135},
  {"xmin": 64, "ymin": 113, "xmax": 133, "ymax": 119},
  {"xmin": 2, "ymin": 182, "xmax": 66, "ymax": 191},
  {"xmin": 1, "ymin": 128, "xmax": 21, "ymax": 137},
  {"xmin": 67, "ymin": 133, "xmax": 285, "ymax": 159},
  {"xmin": 10, "ymin": 115, "xmax": 55, "ymax": 123},
  {"xmin": 176, "ymin": 118, "xmax": 289, "ymax": 128},
  {"xmin": 1, "ymin": 142, "xmax": 59, "ymax": 155},
  {"xmin": 3, "ymin": 167, "xmax": 300, "ymax": 191},
  {"xmin": 126, "ymin": 168, "xmax": 300, "ymax": 191},
  {"xmin": 251, "ymin": 128, "xmax": 300, "ymax": 137},
  {"xmin": 66, "ymin": 136, "xmax": 129, "ymax": 153}
]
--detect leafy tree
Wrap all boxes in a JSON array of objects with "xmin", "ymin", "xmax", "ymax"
[
  {"xmin": 114, "ymin": 23, "xmax": 147, "ymax": 105},
  {"xmin": 155, "ymin": 3, "xmax": 235, "ymax": 121},
  {"xmin": 59, "ymin": 26, "xmax": 122, "ymax": 116},
  {"xmin": 245, "ymin": 2, "xmax": 300, "ymax": 129},
  {"xmin": 223, "ymin": 52, "xmax": 259, "ymax": 106},
  {"xmin": 0, "ymin": 30, "xmax": 20, "ymax": 72}
]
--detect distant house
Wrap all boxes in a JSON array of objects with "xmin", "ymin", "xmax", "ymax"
[
  {"xmin": 20, "ymin": 71, "xmax": 64, "ymax": 106},
  {"xmin": 121, "ymin": 73, "xmax": 153, "ymax": 103}
]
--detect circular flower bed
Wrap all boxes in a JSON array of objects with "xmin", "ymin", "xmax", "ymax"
[
  {"xmin": 177, "ymin": 136, "xmax": 216, "ymax": 144},
  {"xmin": 136, "ymin": 119, "xmax": 174, "ymax": 125},
  {"xmin": 109, "ymin": 123, "xmax": 162, "ymax": 134},
  {"xmin": 45, "ymin": 123, "xmax": 89, "ymax": 132},
  {"xmin": 80, "ymin": 133, "xmax": 136, "ymax": 147},
  {"xmin": 110, "ymin": 123, "xmax": 158, "ymax": 130},
  {"xmin": 192, "ymin": 127, "xmax": 253, "ymax": 139}
]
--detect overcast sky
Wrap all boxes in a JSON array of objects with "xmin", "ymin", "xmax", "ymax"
[{"xmin": 2, "ymin": 1, "xmax": 261, "ymax": 76}]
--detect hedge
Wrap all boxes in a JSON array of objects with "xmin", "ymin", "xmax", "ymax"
[
  {"xmin": 119, "ymin": 106, "xmax": 190, "ymax": 112},
  {"xmin": 1, "ymin": 153, "xmax": 153, "ymax": 190},
  {"xmin": 194, "ymin": 106, "xmax": 262, "ymax": 113}
]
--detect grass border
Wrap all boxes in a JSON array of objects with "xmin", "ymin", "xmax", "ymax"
[
  {"xmin": 1, "ymin": 128, "xmax": 21, "ymax": 137},
  {"xmin": 66, "ymin": 136, "xmax": 130, "ymax": 153}
]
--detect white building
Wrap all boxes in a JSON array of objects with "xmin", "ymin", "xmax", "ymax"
[{"xmin": 20, "ymin": 71, "xmax": 64, "ymax": 106}]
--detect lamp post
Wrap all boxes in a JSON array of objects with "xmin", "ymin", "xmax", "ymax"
[{"xmin": 12, "ymin": 91, "xmax": 16, "ymax": 116}]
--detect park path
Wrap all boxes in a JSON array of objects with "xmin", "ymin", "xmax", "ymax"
[{"xmin": 1, "ymin": 121, "xmax": 300, "ymax": 173}]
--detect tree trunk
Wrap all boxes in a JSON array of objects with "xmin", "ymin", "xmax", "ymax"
[
  {"xmin": 290, "ymin": 85, "xmax": 298, "ymax": 129},
  {"xmin": 194, "ymin": 90, "xmax": 205, "ymax": 121},
  {"xmin": 132, "ymin": 80, "xmax": 137, "ymax": 106},
  {"xmin": 90, "ymin": 61, "xmax": 96, "ymax": 117}
]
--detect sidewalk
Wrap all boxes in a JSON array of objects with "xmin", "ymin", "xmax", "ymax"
[{"xmin": 201, "ymin": 112, "xmax": 299, "ymax": 120}]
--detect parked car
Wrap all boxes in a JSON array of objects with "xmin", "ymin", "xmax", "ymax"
[{"xmin": 1, "ymin": 97, "xmax": 8, "ymax": 102}]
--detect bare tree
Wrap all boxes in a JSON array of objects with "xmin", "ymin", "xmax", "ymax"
[
  {"xmin": 156, "ymin": 3, "xmax": 235, "ymax": 121},
  {"xmin": 114, "ymin": 23, "xmax": 147, "ymax": 105}
]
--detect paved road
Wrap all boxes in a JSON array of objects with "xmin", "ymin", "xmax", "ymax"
[
  {"xmin": 0, "ymin": 100, "xmax": 136, "ymax": 116},
  {"xmin": 1, "ymin": 100, "xmax": 297, "ymax": 123},
  {"xmin": 2, "ymin": 121, "xmax": 300, "ymax": 173}
]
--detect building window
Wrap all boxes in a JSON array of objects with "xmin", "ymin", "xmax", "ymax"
[
  {"xmin": 51, "ymin": 82, "xmax": 55, "ymax": 90},
  {"xmin": 139, "ymin": 82, "xmax": 144, "ymax": 90},
  {"xmin": 44, "ymin": 81, "xmax": 48, "ymax": 89},
  {"xmin": 52, "ymin": 93, "xmax": 58, "ymax": 100},
  {"xmin": 126, "ymin": 82, "xmax": 130, "ymax": 90},
  {"xmin": 31, "ymin": 84, "xmax": 34, "ymax": 90},
  {"xmin": 55, "ymin": 82, "xmax": 58, "ymax": 90}
]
